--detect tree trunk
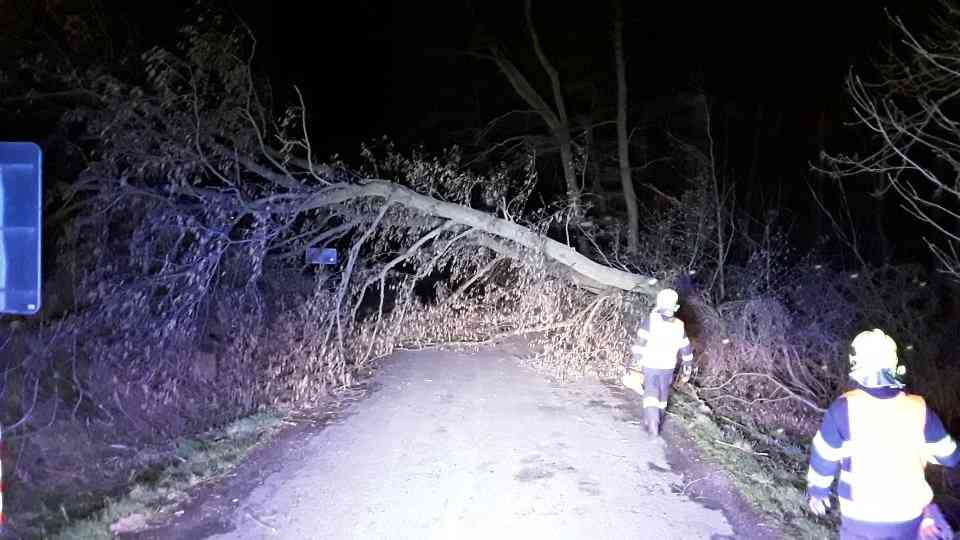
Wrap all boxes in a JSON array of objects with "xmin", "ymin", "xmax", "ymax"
[
  {"xmin": 613, "ymin": 1, "xmax": 639, "ymax": 256},
  {"xmin": 489, "ymin": 47, "xmax": 583, "ymax": 237},
  {"xmin": 555, "ymin": 125, "xmax": 579, "ymax": 206},
  {"xmin": 583, "ymin": 116, "xmax": 604, "ymax": 213},
  {"xmin": 523, "ymin": 0, "xmax": 581, "ymax": 226},
  {"xmin": 747, "ymin": 103, "xmax": 763, "ymax": 188},
  {"xmin": 299, "ymin": 180, "xmax": 657, "ymax": 294}
]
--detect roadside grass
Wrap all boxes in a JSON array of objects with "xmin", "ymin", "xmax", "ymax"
[
  {"xmin": 667, "ymin": 389, "xmax": 839, "ymax": 539},
  {"xmin": 47, "ymin": 411, "xmax": 285, "ymax": 539}
]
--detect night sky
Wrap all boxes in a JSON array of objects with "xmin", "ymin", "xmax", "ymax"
[
  {"xmin": 6, "ymin": 0, "xmax": 935, "ymax": 167},
  {"xmin": 220, "ymin": 0, "xmax": 925, "ymax": 159}
]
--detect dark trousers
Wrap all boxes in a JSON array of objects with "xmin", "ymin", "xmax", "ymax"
[
  {"xmin": 839, "ymin": 515, "xmax": 923, "ymax": 540},
  {"xmin": 642, "ymin": 367, "xmax": 674, "ymax": 419}
]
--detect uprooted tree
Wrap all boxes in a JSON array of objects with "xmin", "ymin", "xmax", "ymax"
[
  {"xmin": 6, "ymin": 7, "xmax": 960, "ymax": 535},
  {"xmin": 16, "ymin": 11, "xmax": 671, "ymax": 427},
  {"xmin": 17, "ymin": 5, "xmax": 942, "ymax": 440},
  {"xmin": 7, "ymin": 10, "xmax": 932, "ymax": 442},
  {"xmin": 1, "ymin": 11, "xmax": 873, "ymax": 442}
]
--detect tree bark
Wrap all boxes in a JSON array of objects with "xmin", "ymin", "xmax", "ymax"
[
  {"xmin": 747, "ymin": 103, "xmax": 763, "ymax": 189},
  {"xmin": 524, "ymin": 0, "xmax": 581, "ymax": 222},
  {"xmin": 613, "ymin": 0, "xmax": 639, "ymax": 256},
  {"xmin": 296, "ymin": 180, "xmax": 657, "ymax": 294},
  {"xmin": 582, "ymin": 116, "xmax": 604, "ymax": 212}
]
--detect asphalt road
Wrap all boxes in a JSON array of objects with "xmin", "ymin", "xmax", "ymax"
[{"xmin": 200, "ymin": 347, "xmax": 741, "ymax": 539}]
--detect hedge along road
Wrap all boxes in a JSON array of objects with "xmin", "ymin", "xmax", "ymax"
[{"xmin": 144, "ymin": 344, "xmax": 781, "ymax": 539}]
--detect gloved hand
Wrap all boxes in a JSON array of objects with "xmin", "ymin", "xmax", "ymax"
[
  {"xmin": 808, "ymin": 495, "xmax": 831, "ymax": 516},
  {"xmin": 679, "ymin": 363, "xmax": 693, "ymax": 384},
  {"xmin": 920, "ymin": 503, "xmax": 954, "ymax": 540}
]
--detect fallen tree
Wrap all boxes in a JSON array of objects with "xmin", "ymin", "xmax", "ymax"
[
  {"xmin": 7, "ymin": 9, "xmax": 957, "ymax": 536},
  {"xmin": 0, "ymin": 17, "xmax": 669, "ymax": 524},
  {"xmin": 282, "ymin": 179, "xmax": 654, "ymax": 293},
  {"xmin": 26, "ymin": 12, "xmax": 664, "ymax": 409}
]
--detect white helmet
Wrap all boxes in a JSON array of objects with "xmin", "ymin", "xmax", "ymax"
[
  {"xmin": 849, "ymin": 328, "xmax": 904, "ymax": 388},
  {"xmin": 655, "ymin": 288, "xmax": 680, "ymax": 313}
]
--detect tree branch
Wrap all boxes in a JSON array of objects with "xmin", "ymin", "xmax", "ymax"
[
  {"xmin": 299, "ymin": 181, "xmax": 654, "ymax": 294},
  {"xmin": 525, "ymin": 0, "xmax": 569, "ymax": 126}
]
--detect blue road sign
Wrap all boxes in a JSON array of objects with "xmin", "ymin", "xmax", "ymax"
[
  {"xmin": 306, "ymin": 247, "xmax": 338, "ymax": 265},
  {"xmin": 0, "ymin": 142, "xmax": 42, "ymax": 315}
]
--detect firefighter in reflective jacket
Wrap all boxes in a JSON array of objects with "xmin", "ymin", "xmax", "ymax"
[
  {"xmin": 625, "ymin": 288, "xmax": 693, "ymax": 437},
  {"xmin": 806, "ymin": 329, "xmax": 960, "ymax": 540}
]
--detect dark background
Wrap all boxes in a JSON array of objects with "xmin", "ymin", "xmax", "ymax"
[
  {"xmin": 228, "ymin": 1, "xmax": 916, "ymax": 152},
  {"xmin": 113, "ymin": 1, "xmax": 923, "ymax": 156},
  {"xmin": 0, "ymin": 0, "xmax": 943, "ymax": 265}
]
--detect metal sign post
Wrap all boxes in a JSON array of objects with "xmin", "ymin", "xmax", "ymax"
[
  {"xmin": 0, "ymin": 423, "xmax": 3, "ymax": 531},
  {"xmin": 0, "ymin": 141, "xmax": 42, "ymax": 532}
]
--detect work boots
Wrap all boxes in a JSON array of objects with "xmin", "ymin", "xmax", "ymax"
[{"xmin": 644, "ymin": 407, "xmax": 661, "ymax": 438}]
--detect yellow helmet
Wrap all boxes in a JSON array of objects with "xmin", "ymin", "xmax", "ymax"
[{"xmin": 849, "ymin": 329, "xmax": 904, "ymax": 388}]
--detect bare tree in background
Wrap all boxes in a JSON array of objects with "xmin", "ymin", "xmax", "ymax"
[
  {"xmin": 822, "ymin": 5, "xmax": 960, "ymax": 281},
  {"xmin": 483, "ymin": 0, "xmax": 585, "ymax": 249},
  {"xmin": 613, "ymin": 0, "xmax": 640, "ymax": 256}
]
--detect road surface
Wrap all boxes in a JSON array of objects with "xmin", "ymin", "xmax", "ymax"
[{"xmin": 138, "ymin": 345, "xmax": 775, "ymax": 539}]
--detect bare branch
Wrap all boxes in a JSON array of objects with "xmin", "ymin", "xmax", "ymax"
[
  {"xmin": 821, "ymin": 5, "xmax": 960, "ymax": 281},
  {"xmin": 524, "ymin": 0, "xmax": 569, "ymax": 126},
  {"xmin": 700, "ymin": 372, "xmax": 826, "ymax": 413}
]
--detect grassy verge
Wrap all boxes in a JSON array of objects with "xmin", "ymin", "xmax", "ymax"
[
  {"xmin": 46, "ymin": 411, "xmax": 285, "ymax": 539},
  {"xmin": 667, "ymin": 389, "xmax": 838, "ymax": 539}
]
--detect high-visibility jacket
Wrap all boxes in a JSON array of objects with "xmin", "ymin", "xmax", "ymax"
[
  {"xmin": 839, "ymin": 389, "xmax": 931, "ymax": 522},
  {"xmin": 807, "ymin": 386, "xmax": 960, "ymax": 527},
  {"xmin": 632, "ymin": 311, "xmax": 692, "ymax": 370}
]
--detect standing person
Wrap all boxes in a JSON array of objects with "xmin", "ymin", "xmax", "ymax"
[
  {"xmin": 627, "ymin": 288, "xmax": 694, "ymax": 437},
  {"xmin": 806, "ymin": 329, "xmax": 960, "ymax": 540}
]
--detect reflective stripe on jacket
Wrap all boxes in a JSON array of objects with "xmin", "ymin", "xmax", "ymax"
[
  {"xmin": 808, "ymin": 384, "xmax": 960, "ymax": 528},
  {"xmin": 837, "ymin": 389, "xmax": 932, "ymax": 523}
]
